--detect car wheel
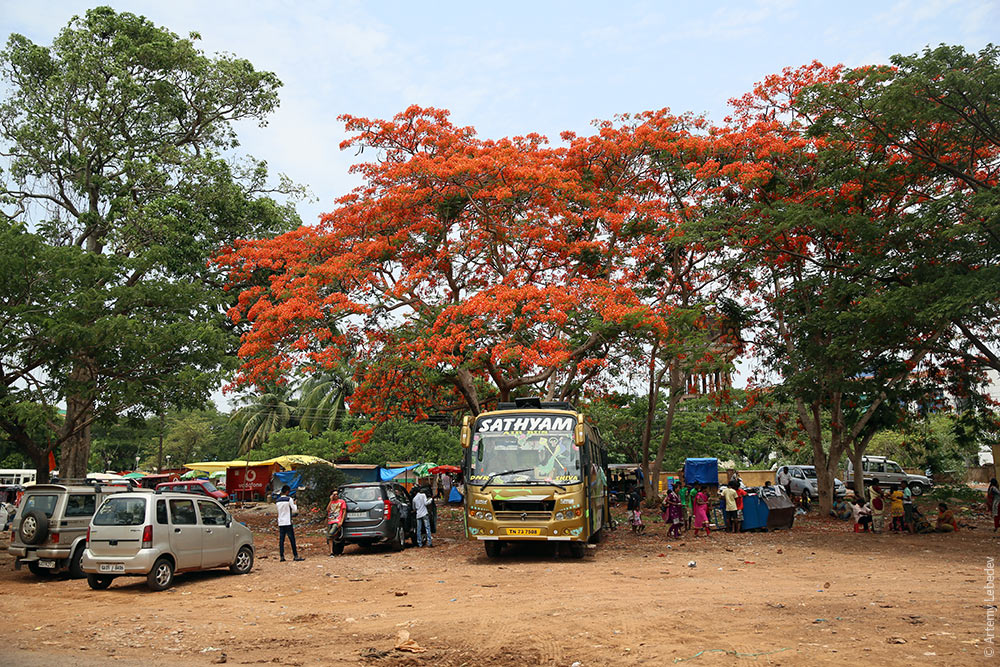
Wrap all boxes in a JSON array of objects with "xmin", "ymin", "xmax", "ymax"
[
  {"xmin": 230, "ymin": 545, "xmax": 254, "ymax": 575},
  {"xmin": 27, "ymin": 561, "xmax": 52, "ymax": 577},
  {"xmin": 484, "ymin": 541, "xmax": 502, "ymax": 558},
  {"xmin": 392, "ymin": 524, "xmax": 405, "ymax": 552},
  {"xmin": 910, "ymin": 483, "xmax": 924, "ymax": 496},
  {"xmin": 147, "ymin": 557, "xmax": 174, "ymax": 591},
  {"xmin": 86, "ymin": 574, "xmax": 114, "ymax": 590},
  {"xmin": 68, "ymin": 544, "xmax": 86, "ymax": 579}
]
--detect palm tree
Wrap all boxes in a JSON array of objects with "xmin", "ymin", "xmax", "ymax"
[
  {"xmin": 231, "ymin": 388, "xmax": 297, "ymax": 455},
  {"xmin": 297, "ymin": 369, "xmax": 355, "ymax": 435}
]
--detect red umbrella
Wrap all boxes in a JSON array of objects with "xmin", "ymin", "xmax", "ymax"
[{"xmin": 429, "ymin": 465, "xmax": 461, "ymax": 474}]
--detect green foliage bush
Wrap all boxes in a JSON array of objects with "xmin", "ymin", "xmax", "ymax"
[{"xmin": 296, "ymin": 463, "xmax": 345, "ymax": 507}]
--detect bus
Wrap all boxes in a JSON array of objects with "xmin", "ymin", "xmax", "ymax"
[
  {"xmin": 461, "ymin": 398, "xmax": 609, "ymax": 558},
  {"xmin": 0, "ymin": 469, "xmax": 37, "ymax": 486}
]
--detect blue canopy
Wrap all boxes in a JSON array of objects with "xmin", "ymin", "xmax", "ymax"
[
  {"xmin": 684, "ymin": 458, "xmax": 719, "ymax": 485},
  {"xmin": 273, "ymin": 470, "xmax": 302, "ymax": 495},
  {"xmin": 379, "ymin": 464, "xmax": 419, "ymax": 482}
]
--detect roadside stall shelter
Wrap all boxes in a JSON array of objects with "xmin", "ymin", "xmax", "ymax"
[{"xmin": 183, "ymin": 455, "xmax": 332, "ymax": 502}]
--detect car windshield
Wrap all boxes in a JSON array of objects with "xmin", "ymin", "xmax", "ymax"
[
  {"xmin": 200, "ymin": 481, "xmax": 219, "ymax": 493},
  {"xmin": 341, "ymin": 486, "xmax": 382, "ymax": 503},
  {"xmin": 93, "ymin": 497, "xmax": 147, "ymax": 526},
  {"xmin": 23, "ymin": 494, "xmax": 58, "ymax": 518},
  {"xmin": 801, "ymin": 469, "xmax": 817, "ymax": 478},
  {"xmin": 470, "ymin": 413, "xmax": 581, "ymax": 486}
]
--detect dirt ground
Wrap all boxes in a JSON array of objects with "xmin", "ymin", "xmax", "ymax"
[{"xmin": 1, "ymin": 496, "xmax": 997, "ymax": 666}]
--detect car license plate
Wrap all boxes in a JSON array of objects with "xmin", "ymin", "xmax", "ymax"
[
  {"xmin": 37, "ymin": 559, "xmax": 56, "ymax": 569},
  {"xmin": 99, "ymin": 563, "xmax": 125, "ymax": 573},
  {"xmin": 505, "ymin": 528, "xmax": 541, "ymax": 536},
  {"xmin": 347, "ymin": 511, "xmax": 368, "ymax": 519}
]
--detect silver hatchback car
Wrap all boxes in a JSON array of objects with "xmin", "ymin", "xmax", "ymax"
[{"xmin": 82, "ymin": 491, "xmax": 254, "ymax": 591}]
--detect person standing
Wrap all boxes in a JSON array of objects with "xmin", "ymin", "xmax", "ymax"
[
  {"xmin": 889, "ymin": 486, "xmax": 905, "ymax": 532},
  {"xmin": 413, "ymin": 485, "xmax": 433, "ymax": 547},
  {"xmin": 777, "ymin": 467, "xmax": 791, "ymax": 497},
  {"xmin": 441, "ymin": 473, "xmax": 453, "ymax": 502},
  {"xmin": 276, "ymin": 485, "xmax": 304, "ymax": 562},
  {"xmin": 325, "ymin": 490, "xmax": 347, "ymax": 556},
  {"xmin": 869, "ymin": 484, "xmax": 886, "ymax": 533},
  {"xmin": 675, "ymin": 481, "xmax": 690, "ymax": 532},
  {"xmin": 901, "ymin": 481, "xmax": 915, "ymax": 533},
  {"xmin": 692, "ymin": 485, "xmax": 711, "ymax": 537},
  {"xmin": 721, "ymin": 482, "xmax": 739, "ymax": 533},
  {"xmin": 665, "ymin": 485, "xmax": 683, "ymax": 538},
  {"xmin": 987, "ymin": 478, "xmax": 1000, "ymax": 532}
]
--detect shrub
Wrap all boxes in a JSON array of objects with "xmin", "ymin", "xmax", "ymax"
[{"xmin": 296, "ymin": 463, "xmax": 345, "ymax": 506}]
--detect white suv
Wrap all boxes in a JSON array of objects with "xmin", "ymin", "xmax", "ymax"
[{"xmin": 82, "ymin": 491, "xmax": 254, "ymax": 591}]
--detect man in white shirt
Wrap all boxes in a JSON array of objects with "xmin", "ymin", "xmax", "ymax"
[
  {"xmin": 276, "ymin": 485, "xmax": 304, "ymax": 562},
  {"xmin": 777, "ymin": 468, "xmax": 791, "ymax": 497},
  {"xmin": 412, "ymin": 487, "xmax": 432, "ymax": 547}
]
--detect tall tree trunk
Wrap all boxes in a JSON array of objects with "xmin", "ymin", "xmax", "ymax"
[
  {"xmin": 648, "ymin": 364, "xmax": 683, "ymax": 505},
  {"xmin": 59, "ymin": 359, "xmax": 96, "ymax": 479},
  {"xmin": 848, "ymin": 431, "xmax": 875, "ymax": 498}
]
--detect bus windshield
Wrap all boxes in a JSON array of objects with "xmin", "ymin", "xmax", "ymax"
[{"xmin": 470, "ymin": 413, "xmax": 580, "ymax": 486}]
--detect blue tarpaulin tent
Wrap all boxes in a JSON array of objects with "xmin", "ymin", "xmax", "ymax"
[
  {"xmin": 684, "ymin": 458, "xmax": 719, "ymax": 485},
  {"xmin": 273, "ymin": 470, "xmax": 302, "ymax": 495},
  {"xmin": 379, "ymin": 464, "xmax": 419, "ymax": 481}
]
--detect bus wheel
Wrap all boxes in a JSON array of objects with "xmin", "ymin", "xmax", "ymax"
[
  {"xmin": 484, "ymin": 541, "xmax": 502, "ymax": 558},
  {"xmin": 568, "ymin": 542, "xmax": 586, "ymax": 559}
]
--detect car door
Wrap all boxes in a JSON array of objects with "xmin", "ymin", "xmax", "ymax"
[
  {"xmin": 790, "ymin": 468, "xmax": 805, "ymax": 495},
  {"xmin": 885, "ymin": 462, "xmax": 906, "ymax": 488},
  {"xmin": 197, "ymin": 500, "xmax": 231, "ymax": 568},
  {"xmin": 392, "ymin": 485, "xmax": 411, "ymax": 535},
  {"xmin": 168, "ymin": 498, "xmax": 202, "ymax": 570}
]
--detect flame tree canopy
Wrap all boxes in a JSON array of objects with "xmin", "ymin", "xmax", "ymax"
[{"xmin": 216, "ymin": 106, "xmax": 713, "ymax": 430}]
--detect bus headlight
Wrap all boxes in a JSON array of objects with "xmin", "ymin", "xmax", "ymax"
[
  {"xmin": 475, "ymin": 511, "xmax": 484, "ymax": 519},
  {"xmin": 484, "ymin": 513, "xmax": 493, "ymax": 521},
  {"xmin": 555, "ymin": 512, "xmax": 564, "ymax": 520}
]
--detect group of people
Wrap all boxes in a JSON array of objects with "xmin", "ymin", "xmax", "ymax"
[{"xmin": 634, "ymin": 480, "xmax": 714, "ymax": 538}]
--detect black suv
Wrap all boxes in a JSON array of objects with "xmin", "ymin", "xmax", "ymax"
[
  {"xmin": 333, "ymin": 482, "xmax": 436, "ymax": 553},
  {"xmin": 334, "ymin": 483, "xmax": 410, "ymax": 553}
]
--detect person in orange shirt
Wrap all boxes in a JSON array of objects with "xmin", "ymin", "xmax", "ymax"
[{"xmin": 935, "ymin": 502, "xmax": 957, "ymax": 533}]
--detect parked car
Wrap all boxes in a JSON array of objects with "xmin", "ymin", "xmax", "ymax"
[
  {"xmin": 82, "ymin": 491, "xmax": 254, "ymax": 591},
  {"xmin": 155, "ymin": 479, "xmax": 228, "ymax": 502},
  {"xmin": 845, "ymin": 456, "xmax": 932, "ymax": 494},
  {"xmin": 776, "ymin": 465, "xmax": 847, "ymax": 500},
  {"xmin": 333, "ymin": 482, "xmax": 422, "ymax": 554},
  {"xmin": 8, "ymin": 482, "xmax": 130, "ymax": 577}
]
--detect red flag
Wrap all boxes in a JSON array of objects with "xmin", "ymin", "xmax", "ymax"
[{"xmin": 48, "ymin": 451, "xmax": 56, "ymax": 472}]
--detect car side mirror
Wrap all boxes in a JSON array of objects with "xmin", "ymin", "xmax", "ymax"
[{"xmin": 225, "ymin": 515, "xmax": 232, "ymax": 528}]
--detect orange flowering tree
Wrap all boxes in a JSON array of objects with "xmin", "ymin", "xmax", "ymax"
[{"xmin": 216, "ymin": 107, "xmax": 676, "ymax": 436}]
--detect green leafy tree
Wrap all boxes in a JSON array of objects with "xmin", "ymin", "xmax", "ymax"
[{"xmin": 0, "ymin": 7, "xmax": 300, "ymax": 479}]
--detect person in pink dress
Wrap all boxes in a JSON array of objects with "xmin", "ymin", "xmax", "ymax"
[{"xmin": 692, "ymin": 485, "xmax": 711, "ymax": 537}]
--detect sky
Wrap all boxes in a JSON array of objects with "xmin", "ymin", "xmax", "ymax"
[
  {"xmin": 1, "ymin": 0, "xmax": 998, "ymax": 408},
  {"xmin": 3, "ymin": 0, "xmax": 997, "ymax": 227}
]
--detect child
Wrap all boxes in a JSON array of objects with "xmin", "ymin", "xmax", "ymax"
[
  {"xmin": 851, "ymin": 498, "xmax": 872, "ymax": 532},
  {"xmin": 627, "ymin": 487, "xmax": 645, "ymax": 534},
  {"xmin": 889, "ymin": 487, "xmax": 905, "ymax": 532}
]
